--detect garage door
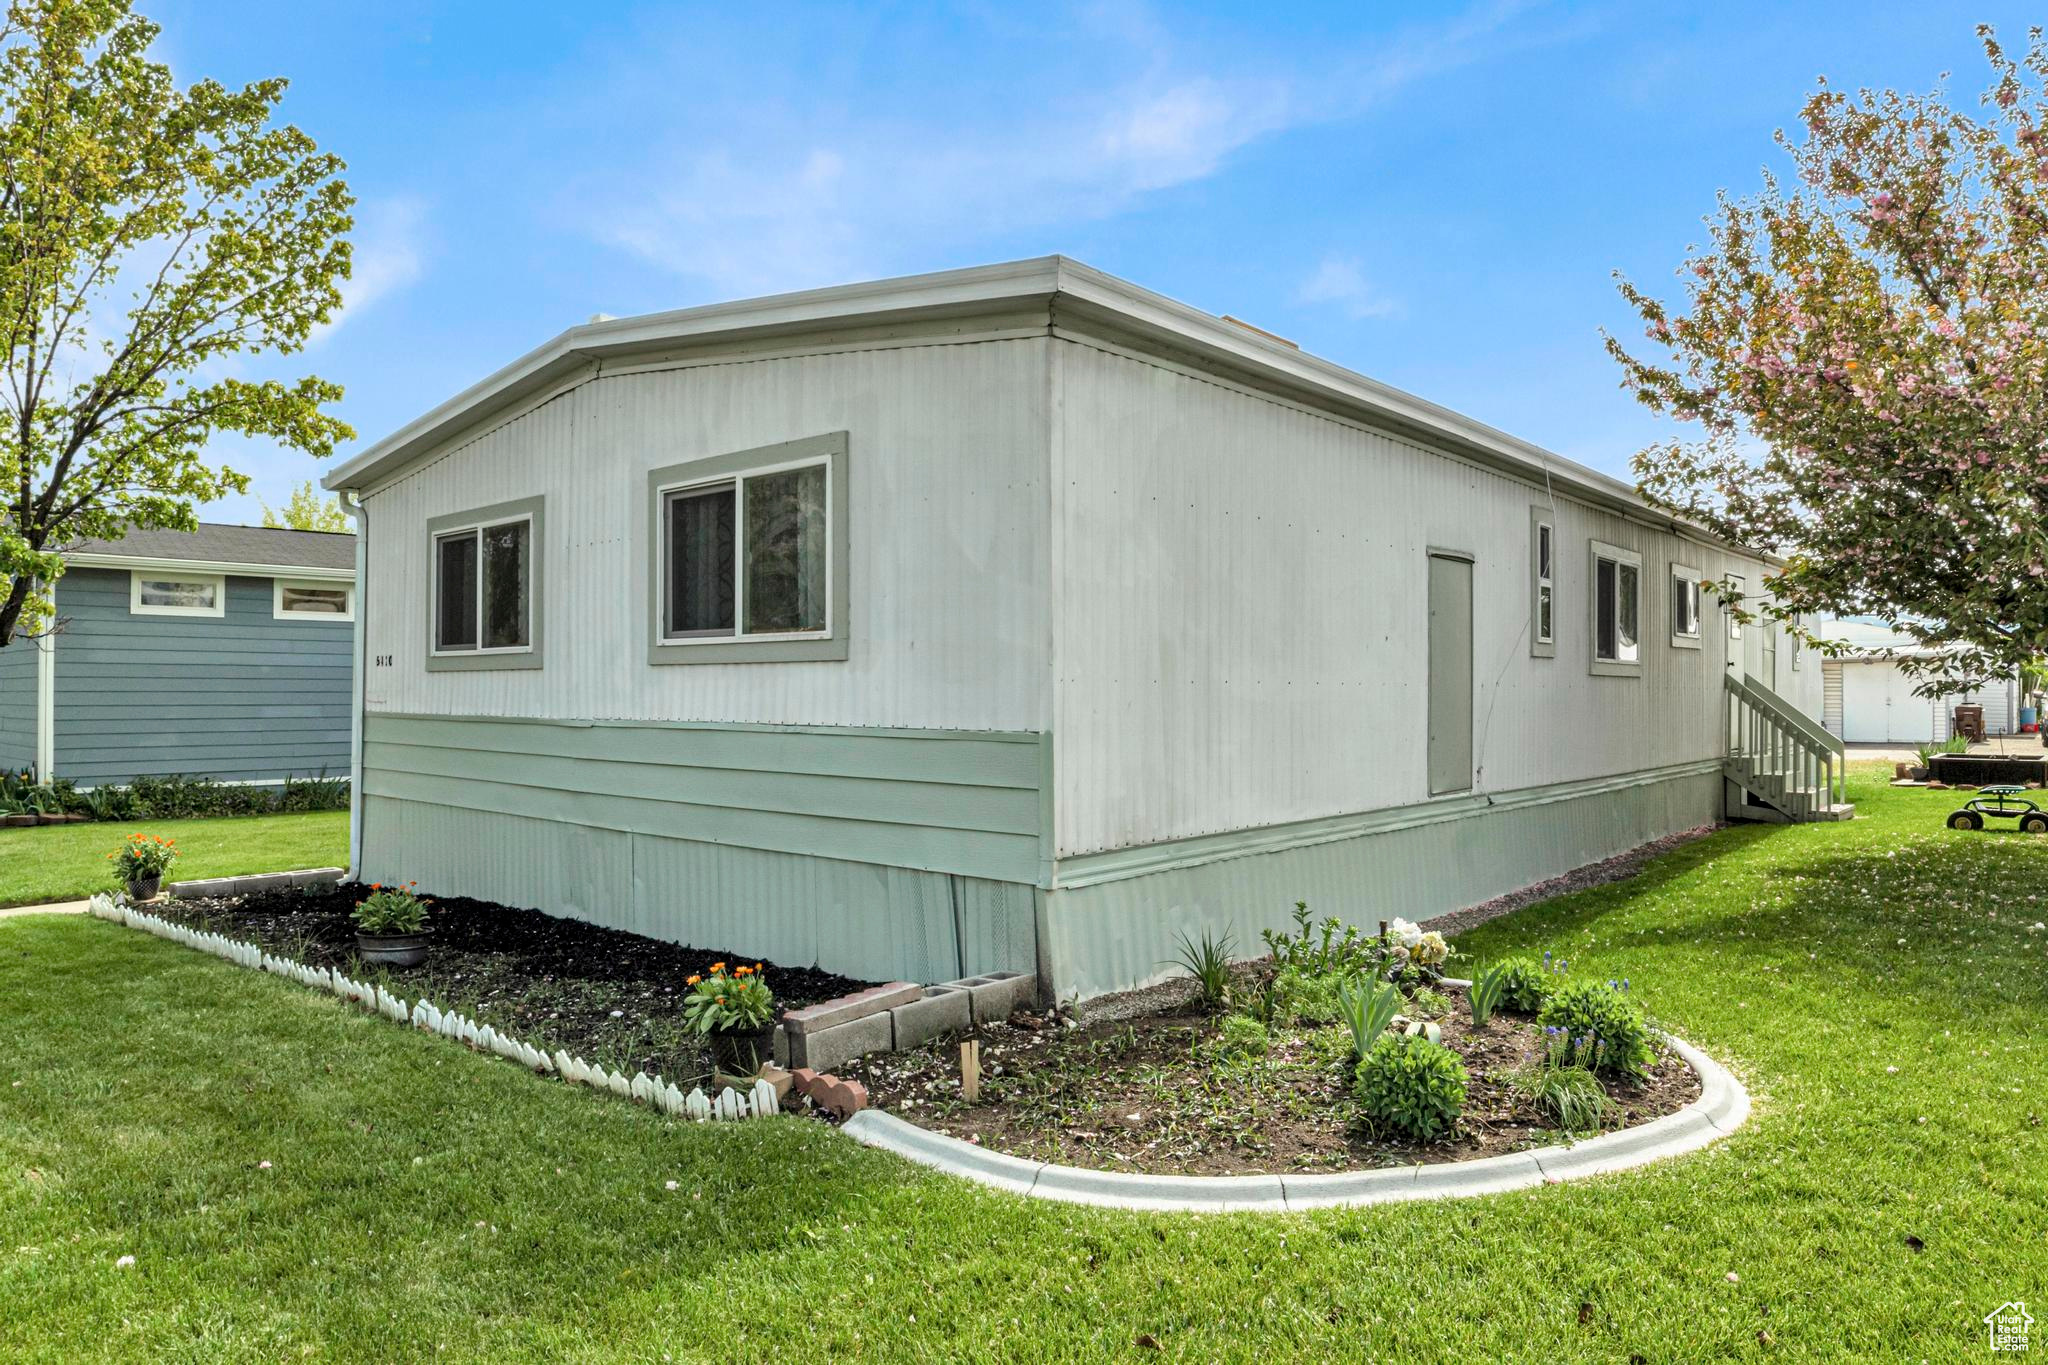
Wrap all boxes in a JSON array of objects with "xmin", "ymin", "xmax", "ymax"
[{"xmin": 1840, "ymin": 662, "xmax": 1933, "ymax": 743}]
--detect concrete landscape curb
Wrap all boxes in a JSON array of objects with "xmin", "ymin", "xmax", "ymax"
[{"xmin": 839, "ymin": 1033, "xmax": 1749, "ymax": 1213}]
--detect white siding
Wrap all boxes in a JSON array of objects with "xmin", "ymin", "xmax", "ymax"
[
  {"xmin": 1049, "ymin": 339, "xmax": 1809, "ymax": 859},
  {"xmin": 360, "ymin": 339, "xmax": 1051, "ymax": 732}
]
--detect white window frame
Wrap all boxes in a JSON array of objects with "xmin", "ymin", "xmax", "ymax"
[
  {"xmin": 646, "ymin": 431, "xmax": 850, "ymax": 666},
  {"xmin": 1529, "ymin": 507, "xmax": 1555, "ymax": 658},
  {"xmin": 1588, "ymin": 539, "xmax": 1643, "ymax": 677},
  {"xmin": 425, "ymin": 494, "xmax": 544, "ymax": 672},
  {"xmin": 272, "ymin": 578, "xmax": 355, "ymax": 622},
  {"xmin": 130, "ymin": 571, "xmax": 225, "ymax": 618},
  {"xmin": 1670, "ymin": 564, "xmax": 1702, "ymax": 649}
]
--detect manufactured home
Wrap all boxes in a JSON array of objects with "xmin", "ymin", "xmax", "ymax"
[
  {"xmin": 0, "ymin": 524, "xmax": 357, "ymax": 787},
  {"xmin": 322, "ymin": 257, "xmax": 1836, "ymax": 1002}
]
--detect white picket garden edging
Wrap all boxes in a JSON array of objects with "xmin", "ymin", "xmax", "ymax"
[{"xmin": 87, "ymin": 893, "xmax": 779, "ymax": 1123}]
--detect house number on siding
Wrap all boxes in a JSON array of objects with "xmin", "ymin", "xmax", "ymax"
[{"xmin": 375, "ymin": 655, "xmax": 394, "ymax": 667}]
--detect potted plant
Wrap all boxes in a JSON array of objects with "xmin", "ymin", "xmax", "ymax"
[
  {"xmin": 110, "ymin": 833, "xmax": 177, "ymax": 901},
  {"xmin": 683, "ymin": 962, "xmax": 777, "ymax": 1077},
  {"xmin": 351, "ymin": 882, "xmax": 431, "ymax": 966},
  {"xmin": 1908, "ymin": 744, "xmax": 1936, "ymax": 782}
]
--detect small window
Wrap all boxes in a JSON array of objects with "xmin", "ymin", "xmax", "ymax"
[
  {"xmin": 274, "ymin": 579, "xmax": 354, "ymax": 621},
  {"xmin": 647, "ymin": 432, "xmax": 848, "ymax": 665},
  {"xmin": 1589, "ymin": 540, "xmax": 1641, "ymax": 675},
  {"xmin": 1670, "ymin": 565, "xmax": 1701, "ymax": 649},
  {"xmin": 1528, "ymin": 507, "xmax": 1555, "ymax": 658},
  {"xmin": 425, "ymin": 496, "xmax": 544, "ymax": 671},
  {"xmin": 131, "ymin": 572, "xmax": 224, "ymax": 617}
]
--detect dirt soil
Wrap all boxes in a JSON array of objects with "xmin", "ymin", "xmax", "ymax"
[
  {"xmin": 158, "ymin": 883, "xmax": 875, "ymax": 1085},
  {"xmin": 861, "ymin": 986, "xmax": 1699, "ymax": 1176}
]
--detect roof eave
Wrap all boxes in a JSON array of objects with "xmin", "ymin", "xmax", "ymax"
[
  {"xmin": 322, "ymin": 256, "xmax": 1070, "ymax": 493},
  {"xmin": 64, "ymin": 551, "xmax": 356, "ymax": 581}
]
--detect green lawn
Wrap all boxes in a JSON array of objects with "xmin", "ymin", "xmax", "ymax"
[
  {"xmin": 0, "ymin": 810, "xmax": 348, "ymax": 908},
  {"xmin": 1, "ymin": 773, "xmax": 2043, "ymax": 1361}
]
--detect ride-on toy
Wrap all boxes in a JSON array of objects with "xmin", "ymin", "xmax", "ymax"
[{"xmin": 1946, "ymin": 785, "xmax": 2048, "ymax": 833}]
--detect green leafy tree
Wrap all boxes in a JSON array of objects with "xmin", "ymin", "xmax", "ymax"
[
  {"xmin": 1608, "ymin": 25, "xmax": 2048, "ymax": 690},
  {"xmin": 260, "ymin": 478, "xmax": 350, "ymax": 533},
  {"xmin": 0, "ymin": 0, "xmax": 351, "ymax": 647}
]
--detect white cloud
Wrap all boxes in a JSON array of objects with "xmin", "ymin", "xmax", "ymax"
[
  {"xmin": 1296, "ymin": 255, "xmax": 1401, "ymax": 320},
  {"xmin": 317, "ymin": 196, "xmax": 427, "ymax": 340},
  {"xmin": 565, "ymin": 1, "xmax": 1548, "ymax": 298}
]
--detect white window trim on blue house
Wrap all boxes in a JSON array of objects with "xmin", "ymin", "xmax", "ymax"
[
  {"xmin": 130, "ymin": 570, "xmax": 225, "ymax": 618},
  {"xmin": 273, "ymin": 578, "xmax": 356, "ymax": 621}
]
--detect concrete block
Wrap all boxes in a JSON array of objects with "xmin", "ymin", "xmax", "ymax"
[
  {"xmin": 783, "ymin": 981, "xmax": 921, "ymax": 1035},
  {"xmin": 941, "ymin": 970, "xmax": 1038, "ymax": 1024},
  {"xmin": 169, "ymin": 878, "xmax": 236, "ymax": 899},
  {"xmin": 889, "ymin": 985, "xmax": 971, "ymax": 1049},
  {"xmin": 789, "ymin": 1010, "xmax": 894, "ymax": 1072},
  {"xmin": 290, "ymin": 867, "xmax": 346, "ymax": 888}
]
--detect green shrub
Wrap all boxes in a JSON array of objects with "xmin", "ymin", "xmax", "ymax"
[
  {"xmin": 1508, "ymin": 1060, "xmax": 1614, "ymax": 1132},
  {"xmin": 1494, "ymin": 954, "xmax": 1562, "ymax": 1013},
  {"xmin": 1335, "ymin": 975, "xmax": 1403, "ymax": 1061},
  {"xmin": 1271, "ymin": 966, "xmax": 1343, "ymax": 1024},
  {"xmin": 107, "ymin": 772, "xmax": 352, "ymax": 821},
  {"xmin": 1538, "ymin": 979, "xmax": 1654, "ymax": 1078},
  {"xmin": 1354, "ymin": 1033, "xmax": 1468, "ymax": 1142}
]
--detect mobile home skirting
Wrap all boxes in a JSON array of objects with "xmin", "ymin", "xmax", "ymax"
[
  {"xmin": 356, "ymin": 712, "xmax": 1047, "ymax": 984},
  {"xmin": 360, "ymin": 709, "xmax": 1722, "ymax": 998},
  {"xmin": 1038, "ymin": 761, "xmax": 1723, "ymax": 1001}
]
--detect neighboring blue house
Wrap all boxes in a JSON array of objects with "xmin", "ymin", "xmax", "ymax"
[{"xmin": 0, "ymin": 523, "xmax": 357, "ymax": 787}]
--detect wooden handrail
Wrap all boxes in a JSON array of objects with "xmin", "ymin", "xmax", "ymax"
[
  {"xmin": 1724, "ymin": 672, "xmax": 1846, "ymax": 808},
  {"xmin": 1726, "ymin": 672, "xmax": 1844, "ymax": 756}
]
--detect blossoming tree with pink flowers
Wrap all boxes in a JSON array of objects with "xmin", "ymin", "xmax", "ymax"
[{"xmin": 1608, "ymin": 25, "xmax": 2048, "ymax": 691}]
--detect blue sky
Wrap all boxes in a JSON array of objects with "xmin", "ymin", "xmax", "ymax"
[{"xmin": 147, "ymin": 0, "xmax": 2025, "ymax": 521}]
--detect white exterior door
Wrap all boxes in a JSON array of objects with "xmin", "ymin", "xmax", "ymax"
[{"xmin": 1841, "ymin": 662, "xmax": 1933, "ymax": 742}]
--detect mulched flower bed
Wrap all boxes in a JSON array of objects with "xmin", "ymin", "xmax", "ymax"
[
  {"xmin": 861, "ymin": 983, "xmax": 1699, "ymax": 1176},
  {"xmin": 157, "ymin": 883, "xmax": 875, "ymax": 1085}
]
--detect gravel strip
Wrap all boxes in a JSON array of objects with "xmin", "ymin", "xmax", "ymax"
[{"xmin": 1420, "ymin": 824, "xmax": 1720, "ymax": 940}]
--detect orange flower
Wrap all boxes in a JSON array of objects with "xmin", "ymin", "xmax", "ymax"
[
  {"xmin": 716, "ymin": 996, "xmax": 726, "ymax": 1005},
  {"xmin": 686, "ymin": 975, "xmax": 701, "ymax": 985}
]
